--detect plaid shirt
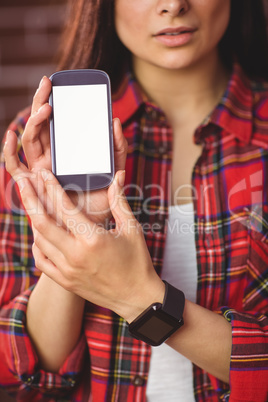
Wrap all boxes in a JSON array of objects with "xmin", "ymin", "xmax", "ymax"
[{"xmin": 0, "ymin": 64, "xmax": 268, "ymax": 402}]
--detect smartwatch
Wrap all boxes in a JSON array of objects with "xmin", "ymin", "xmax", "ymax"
[{"xmin": 128, "ymin": 281, "xmax": 185, "ymax": 346}]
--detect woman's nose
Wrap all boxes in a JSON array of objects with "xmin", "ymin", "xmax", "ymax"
[{"xmin": 156, "ymin": 0, "xmax": 190, "ymax": 17}]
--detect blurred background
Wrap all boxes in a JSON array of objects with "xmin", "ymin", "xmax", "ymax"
[
  {"xmin": 0, "ymin": 3, "xmax": 66, "ymax": 400},
  {"xmin": 0, "ymin": 0, "xmax": 66, "ymax": 143}
]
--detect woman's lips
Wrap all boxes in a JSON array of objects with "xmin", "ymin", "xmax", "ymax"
[{"xmin": 154, "ymin": 27, "xmax": 197, "ymax": 47}]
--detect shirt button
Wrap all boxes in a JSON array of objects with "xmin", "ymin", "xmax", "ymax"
[
  {"xmin": 151, "ymin": 110, "xmax": 158, "ymax": 120},
  {"xmin": 26, "ymin": 375, "xmax": 34, "ymax": 384},
  {"xmin": 158, "ymin": 146, "xmax": 167, "ymax": 154},
  {"xmin": 205, "ymin": 238, "xmax": 210, "ymax": 248},
  {"xmin": 66, "ymin": 377, "xmax": 76, "ymax": 387},
  {"xmin": 131, "ymin": 375, "xmax": 145, "ymax": 386}
]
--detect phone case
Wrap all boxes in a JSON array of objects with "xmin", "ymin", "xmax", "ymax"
[{"xmin": 49, "ymin": 69, "xmax": 114, "ymax": 191}]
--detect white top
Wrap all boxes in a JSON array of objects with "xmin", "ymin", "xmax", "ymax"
[{"xmin": 146, "ymin": 203, "xmax": 197, "ymax": 401}]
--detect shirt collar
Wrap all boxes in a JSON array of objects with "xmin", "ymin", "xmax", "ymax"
[
  {"xmin": 112, "ymin": 72, "xmax": 146, "ymax": 125},
  {"xmin": 208, "ymin": 63, "xmax": 253, "ymax": 144},
  {"xmin": 112, "ymin": 63, "xmax": 253, "ymax": 144}
]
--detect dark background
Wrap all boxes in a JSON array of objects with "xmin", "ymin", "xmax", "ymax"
[
  {"xmin": 0, "ymin": 0, "xmax": 66, "ymax": 143},
  {"xmin": 0, "ymin": 2, "xmax": 66, "ymax": 400}
]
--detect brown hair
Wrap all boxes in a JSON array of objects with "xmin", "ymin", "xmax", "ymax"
[
  {"xmin": 219, "ymin": 0, "xmax": 268, "ymax": 81},
  {"xmin": 57, "ymin": 0, "xmax": 268, "ymax": 90},
  {"xmin": 57, "ymin": 0, "xmax": 128, "ymax": 90}
]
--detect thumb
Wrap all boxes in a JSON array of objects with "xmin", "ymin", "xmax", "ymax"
[
  {"xmin": 108, "ymin": 170, "xmax": 134, "ymax": 231},
  {"xmin": 113, "ymin": 118, "xmax": 128, "ymax": 172}
]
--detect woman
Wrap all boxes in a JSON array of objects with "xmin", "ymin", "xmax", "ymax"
[{"xmin": 1, "ymin": 0, "xmax": 268, "ymax": 401}]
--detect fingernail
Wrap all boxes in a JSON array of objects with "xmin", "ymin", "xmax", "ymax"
[
  {"xmin": 17, "ymin": 178, "xmax": 26, "ymax": 192},
  {"xmin": 5, "ymin": 130, "xmax": 12, "ymax": 146},
  {"xmin": 114, "ymin": 117, "xmax": 122, "ymax": 128},
  {"xmin": 39, "ymin": 76, "xmax": 46, "ymax": 88},
  {"xmin": 37, "ymin": 104, "xmax": 44, "ymax": 114},
  {"xmin": 41, "ymin": 170, "xmax": 49, "ymax": 182},
  {"xmin": 118, "ymin": 170, "xmax": 125, "ymax": 187}
]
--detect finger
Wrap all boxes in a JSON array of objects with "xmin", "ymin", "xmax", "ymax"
[
  {"xmin": 32, "ymin": 226, "xmax": 66, "ymax": 268},
  {"xmin": 41, "ymin": 170, "xmax": 96, "ymax": 235},
  {"xmin": 113, "ymin": 118, "xmax": 128, "ymax": 172},
  {"xmin": 4, "ymin": 130, "xmax": 30, "ymax": 178},
  {"xmin": 31, "ymin": 170, "xmax": 66, "ymax": 226},
  {"xmin": 32, "ymin": 243, "xmax": 68, "ymax": 288},
  {"xmin": 4, "ymin": 131, "xmax": 54, "ymax": 214},
  {"xmin": 108, "ymin": 170, "xmax": 136, "ymax": 232},
  {"xmin": 23, "ymin": 76, "xmax": 52, "ymax": 170},
  {"xmin": 31, "ymin": 76, "xmax": 52, "ymax": 115},
  {"xmin": 17, "ymin": 175, "xmax": 74, "ymax": 252},
  {"xmin": 22, "ymin": 103, "xmax": 52, "ymax": 169},
  {"xmin": 39, "ymin": 115, "xmax": 52, "ymax": 156},
  {"xmin": 24, "ymin": 103, "xmax": 51, "ymax": 144},
  {"xmin": 23, "ymin": 109, "xmax": 52, "ymax": 171}
]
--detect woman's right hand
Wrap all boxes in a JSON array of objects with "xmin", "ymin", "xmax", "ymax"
[
  {"xmin": 10, "ymin": 76, "xmax": 128, "ymax": 225},
  {"xmin": 4, "ymin": 76, "xmax": 128, "ymax": 371}
]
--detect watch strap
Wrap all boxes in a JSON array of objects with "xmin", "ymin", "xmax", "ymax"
[
  {"xmin": 162, "ymin": 280, "xmax": 185, "ymax": 321},
  {"xmin": 128, "ymin": 281, "xmax": 185, "ymax": 346}
]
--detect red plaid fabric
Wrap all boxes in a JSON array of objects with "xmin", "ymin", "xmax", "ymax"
[{"xmin": 0, "ymin": 63, "xmax": 267, "ymax": 401}]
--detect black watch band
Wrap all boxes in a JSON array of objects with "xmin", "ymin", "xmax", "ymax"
[
  {"xmin": 128, "ymin": 281, "xmax": 185, "ymax": 346},
  {"xmin": 162, "ymin": 280, "xmax": 185, "ymax": 320}
]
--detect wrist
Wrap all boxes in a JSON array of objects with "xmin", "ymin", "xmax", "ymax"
[
  {"xmin": 128, "ymin": 281, "xmax": 185, "ymax": 346},
  {"xmin": 119, "ymin": 276, "xmax": 166, "ymax": 324}
]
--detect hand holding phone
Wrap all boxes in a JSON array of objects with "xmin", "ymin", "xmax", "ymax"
[
  {"xmin": 16, "ymin": 73, "xmax": 127, "ymax": 225},
  {"xmin": 49, "ymin": 69, "xmax": 115, "ymax": 191}
]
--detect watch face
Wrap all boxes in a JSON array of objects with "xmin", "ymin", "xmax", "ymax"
[
  {"xmin": 129, "ymin": 303, "xmax": 183, "ymax": 346},
  {"xmin": 136, "ymin": 315, "xmax": 175, "ymax": 344}
]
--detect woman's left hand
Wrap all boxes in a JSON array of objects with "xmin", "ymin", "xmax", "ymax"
[{"xmin": 15, "ymin": 168, "xmax": 165, "ymax": 323}]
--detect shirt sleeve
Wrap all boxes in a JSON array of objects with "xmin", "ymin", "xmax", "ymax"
[
  {"xmin": 220, "ymin": 308, "xmax": 268, "ymax": 402},
  {"xmin": 219, "ymin": 206, "xmax": 268, "ymax": 402},
  {"xmin": 0, "ymin": 111, "xmax": 87, "ymax": 400}
]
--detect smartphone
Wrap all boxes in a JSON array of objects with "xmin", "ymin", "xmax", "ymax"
[{"xmin": 49, "ymin": 69, "xmax": 114, "ymax": 191}]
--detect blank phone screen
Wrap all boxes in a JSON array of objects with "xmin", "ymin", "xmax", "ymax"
[{"xmin": 52, "ymin": 84, "xmax": 111, "ymax": 175}]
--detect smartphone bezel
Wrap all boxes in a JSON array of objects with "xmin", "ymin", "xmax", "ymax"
[{"xmin": 49, "ymin": 69, "xmax": 114, "ymax": 191}]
